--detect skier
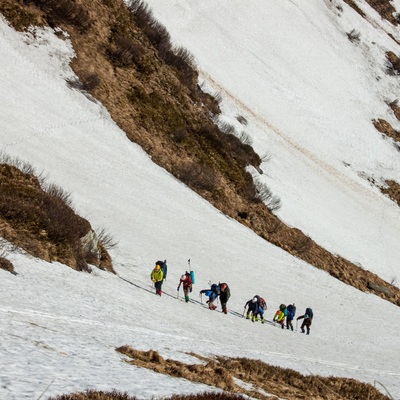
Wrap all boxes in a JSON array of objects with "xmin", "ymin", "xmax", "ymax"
[
  {"xmin": 200, "ymin": 283, "xmax": 220, "ymax": 310},
  {"xmin": 286, "ymin": 303, "xmax": 296, "ymax": 331},
  {"xmin": 297, "ymin": 307, "xmax": 313, "ymax": 335},
  {"xmin": 273, "ymin": 304, "xmax": 287, "ymax": 329},
  {"xmin": 150, "ymin": 263, "xmax": 164, "ymax": 296},
  {"xmin": 177, "ymin": 271, "xmax": 192, "ymax": 302}
]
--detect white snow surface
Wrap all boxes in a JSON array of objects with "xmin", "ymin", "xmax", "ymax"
[{"xmin": 0, "ymin": 1, "xmax": 400, "ymax": 399}]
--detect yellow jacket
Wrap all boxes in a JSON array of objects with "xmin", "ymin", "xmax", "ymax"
[
  {"xmin": 273, "ymin": 310, "xmax": 285, "ymax": 322},
  {"xmin": 151, "ymin": 268, "xmax": 164, "ymax": 282}
]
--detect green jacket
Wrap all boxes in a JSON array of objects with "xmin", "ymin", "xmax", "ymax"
[{"xmin": 151, "ymin": 268, "xmax": 164, "ymax": 282}]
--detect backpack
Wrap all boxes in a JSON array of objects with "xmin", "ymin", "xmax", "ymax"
[
  {"xmin": 287, "ymin": 304, "xmax": 295, "ymax": 319},
  {"xmin": 261, "ymin": 298, "xmax": 267, "ymax": 310},
  {"xmin": 211, "ymin": 283, "xmax": 220, "ymax": 295},
  {"xmin": 305, "ymin": 307, "xmax": 313, "ymax": 319}
]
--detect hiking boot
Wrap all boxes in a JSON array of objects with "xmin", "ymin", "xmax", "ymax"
[
  {"xmin": 251, "ymin": 315, "xmax": 256, "ymax": 322},
  {"xmin": 246, "ymin": 313, "xmax": 250, "ymax": 320},
  {"xmin": 261, "ymin": 318, "xmax": 265, "ymax": 324},
  {"xmin": 254, "ymin": 316, "xmax": 259, "ymax": 322}
]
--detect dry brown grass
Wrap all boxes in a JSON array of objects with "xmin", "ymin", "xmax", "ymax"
[
  {"xmin": 0, "ymin": 256, "xmax": 15, "ymax": 273},
  {"xmin": 0, "ymin": 160, "xmax": 114, "ymax": 272},
  {"xmin": 364, "ymin": 0, "xmax": 398, "ymax": 25},
  {"xmin": 115, "ymin": 347, "xmax": 390, "ymax": 400},
  {"xmin": 390, "ymin": 100, "xmax": 400, "ymax": 120},
  {"xmin": 385, "ymin": 51, "xmax": 400, "ymax": 75},
  {"xmin": 342, "ymin": 0, "xmax": 366, "ymax": 18},
  {"xmin": 49, "ymin": 390, "xmax": 246, "ymax": 400},
  {"xmin": 381, "ymin": 180, "xmax": 400, "ymax": 206},
  {"xmin": 1, "ymin": 0, "xmax": 400, "ymax": 306},
  {"xmin": 344, "ymin": 0, "xmax": 398, "ymax": 25},
  {"xmin": 373, "ymin": 118, "xmax": 400, "ymax": 142}
]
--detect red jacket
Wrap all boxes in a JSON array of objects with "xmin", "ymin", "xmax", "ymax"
[{"xmin": 179, "ymin": 275, "xmax": 192, "ymax": 289}]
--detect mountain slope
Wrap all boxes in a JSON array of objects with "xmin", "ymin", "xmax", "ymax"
[
  {"xmin": 1, "ymin": 0, "xmax": 399, "ymax": 306},
  {"xmin": 1, "ymin": 1, "xmax": 400, "ymax": 399},
  {"xmin": 142, "ymin": 0, "xmax": 400, "ymax": 282}
]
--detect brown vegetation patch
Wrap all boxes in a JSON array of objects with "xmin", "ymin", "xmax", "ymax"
[
  {"xmin": 364, "ymin": 0, "xmax": 398, "ymax": 25},
  {"xmin": 2, "ymin": 0, "xmax": 400, "ymax": 306},
  {"xmin": 342, "ymin": 0, "xmax": 366, "ymax": 18},
  {"xmin": 390, "ymin": 100, "xmax": 400, "ymax": 120},
  {"xmin": 381, "ymin": 179, "xmax": 400, "ymax": 206},
  {"xmin": 0, "ymin": 161, "xmax": 114, "ymax": 272},
  {"xmin": 49, "ymin": 390, "xmax": 246, "ymax": 400},
  {"xmin": 373, "ymin": 118, "xmax": 400, "ymax": 142},
  {"xmin": 0, "ymin": 2, "xmax": 43, "ymax": 31},
  {"xmin": 116, "ymin": 347, "xmax": 390, "ymax": 400},
  {"xmin": 0, "ymin": 256, "xmax": 15, "ymax": 273},
  {"xmin": 385, "ymin": 51, "xmax": 400, "ymax": 75}
]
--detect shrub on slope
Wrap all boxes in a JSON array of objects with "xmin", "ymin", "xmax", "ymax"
[{"xmin": 0, "ymin": 160, "xmax": 114, "ymax": 272}]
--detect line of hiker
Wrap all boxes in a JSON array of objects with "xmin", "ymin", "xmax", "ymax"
[
  {"xmin": 271, "ymin": 303, "xmax": 313, "ymax": 334},
  {"xmin": 150, "ymin": 260, "xmax": 313, "ymax": 334}
]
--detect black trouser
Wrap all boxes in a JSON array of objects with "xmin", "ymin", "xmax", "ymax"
[
  {"xmin": 155, "ymin": 280, "xmax": 163, "ymax": 295},
  {"xmin": 301, "ymin": 320, "xmax": 311, "ymax": 334}
]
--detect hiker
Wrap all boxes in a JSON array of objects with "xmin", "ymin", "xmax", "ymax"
[
  {"xmin": 273, "ymin": 304, "xmax": 287, "ymax": 329},
  {"xmin": 177, "ymin": 271, "xmax": 192, "ymax": 302},
  {"xmin": 244, "ymin": 296, "xmax": 259, "ymax": 320},
  {"xmin": 219, "ymin": 283, "xmax": 230, "ymax": 314},
  {"xmin": 155, "ymin": 260, "xmax": 167, "ymax": 281},
  {"xmin": 200, "ymin": 283, "xmax": 220, "ymax": 310},
  {"xmin": 286, "ymin": 303, "xmax": 296, "ymax": 331},
  {"xmin": 244, "ymin": 295, "xmax": 266, "ymax": 323},
  {"xmin": 150, "ymin": 263, "xmax": 164, "ymax": 296},
  {"xmin": 297, "ymin": 307, "xmax": 313, "ymax": 335}
]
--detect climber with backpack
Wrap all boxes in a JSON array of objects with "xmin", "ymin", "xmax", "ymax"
[
  {"xmin": 155, "ymin": 260, "xmax": 167, "ymax": 281},
  {"xmin": 150, "ymin": 262, "xmax": 164, "ymax": 296},
  {"xmin": 273, "ymin": 304, "xmax": 287, "ymax": 329},
  {"xmin": 244, "ymin": 295, "xmax": 267, "ymax": 323},
  {"xmin": 200, "ymin": 283, "xmax": 220, "ymax": 310},
  {"xmin": 177, "ymin": 271, "xmax": 192, "ymax": 303},
  {"xmin": 244, "ymin": 296, "xmax": 259, "ymax": 320},
  {"xmin": 297, "ymin": 307, "xmax": 313, "ymax": 335},
  {"xmin": 219, "ymin": 282, "xmax": 230, "ymax": 314},
  {"xmin": 286, "ymin": 303, "xmax": 296, "ymax": 331}
]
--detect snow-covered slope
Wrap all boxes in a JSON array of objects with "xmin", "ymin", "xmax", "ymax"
[
  {"xmin": 143, "ymin": 0, "xmax": 400, "ymax": 283},
  {"xmin": 1, "ymin": 0, "xmax": 400, "ymax": 398}
]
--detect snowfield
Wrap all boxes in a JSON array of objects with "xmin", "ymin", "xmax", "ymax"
[{"xmin": 1, "ymin": 0, "xmax": 400, "ymax": 399}]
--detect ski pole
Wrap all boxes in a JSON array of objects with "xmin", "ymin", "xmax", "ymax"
[
  {"xmin": 200, "ymin": 293, "xmax": 203, "ymax": 304},
  {"xmin": 242, "ymin": 307, "xmax": 246, "ymax": 317},
  {"xmin": 296, "ymin": 319, "xmax": 298, "ymax": 331}
]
